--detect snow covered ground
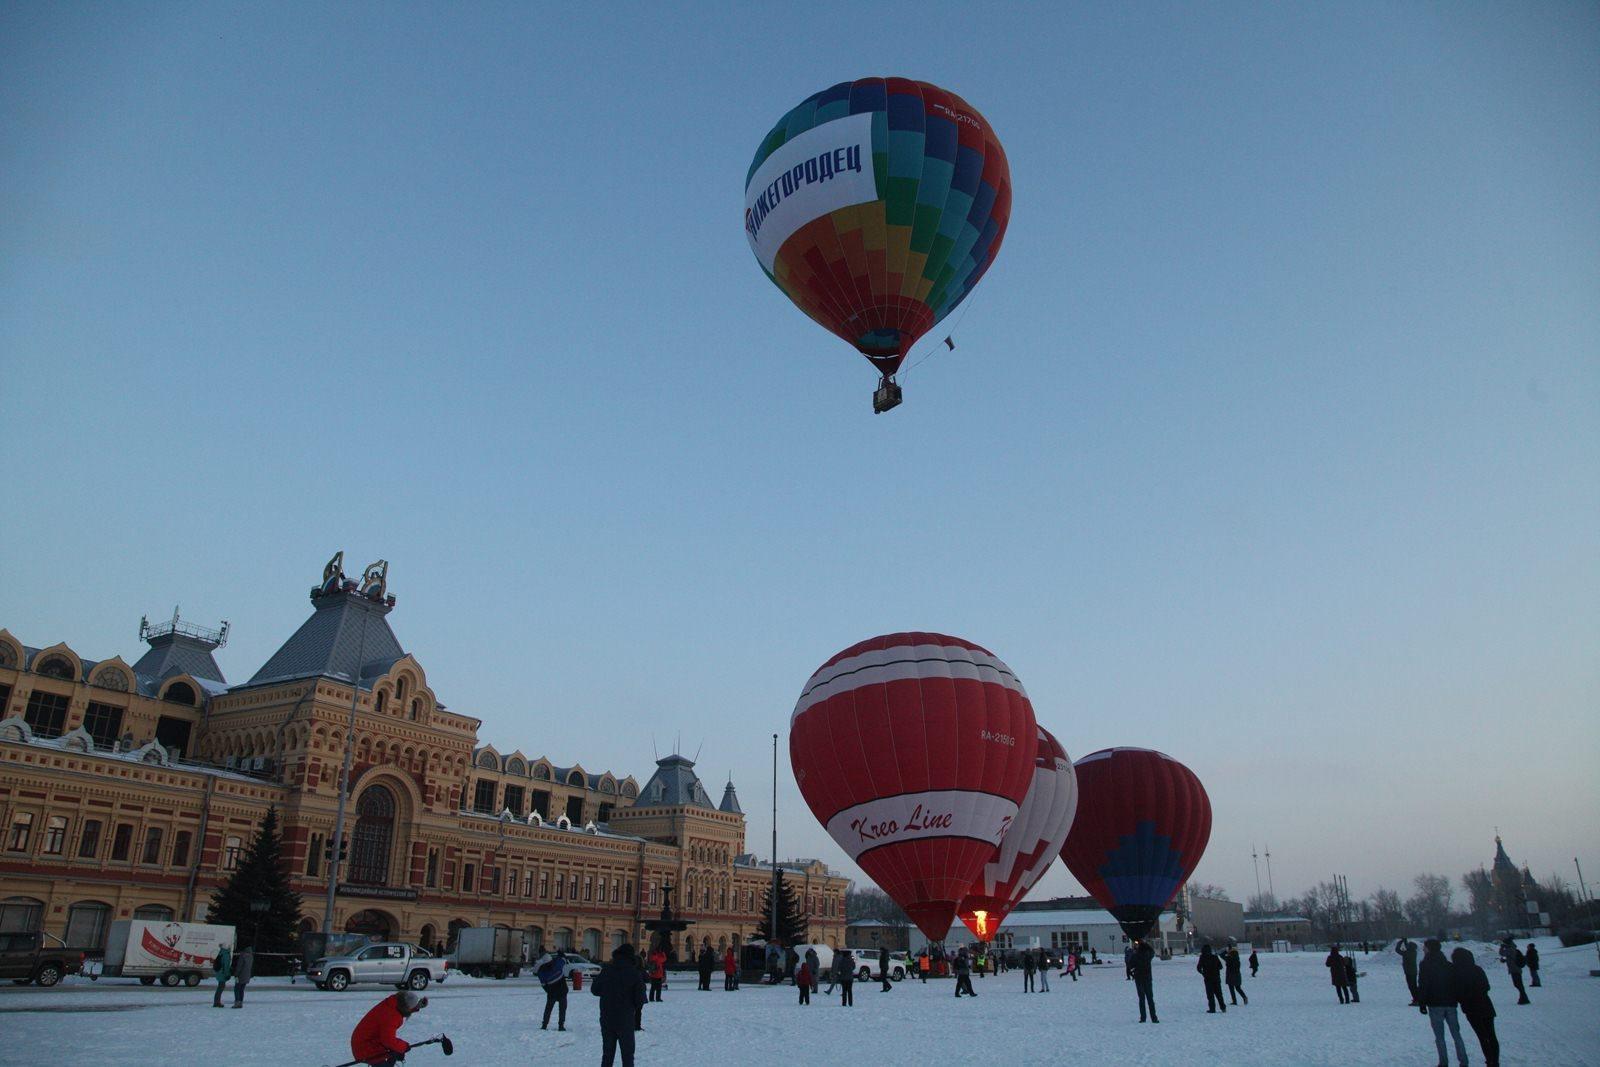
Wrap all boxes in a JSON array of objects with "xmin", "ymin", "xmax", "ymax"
[{"xmin": 2, "ymin": 938, "xmax": 1595, "ymax": 1066}]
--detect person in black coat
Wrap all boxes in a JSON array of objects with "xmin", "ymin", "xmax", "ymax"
[
  {"xmin": 697, "ymin": 945, "xmax": 714, "ymax": 991},
  {"xmin": 1451, "ymin": 948, "xmax": 1498, "ymax": 1067},
  {"xmin": 1325, "ymin": 944, "xmax": 1350, "ymax": 1004},
  {"xmin": 1419, "ymin": 938, "xmax": 1469, "ymax": 1067},
  {"xmin": 1396, "ymin": 937, "xmax": 1420, "ymax": 1004},
  {"xmin": 877, "ymin": 947, "xmax": 892, "ymax": 992},
  {"xmin": 1524, "ymin": 943, "xmax": 1540, "ymax": 988},
  {"xmin": 1248, "ymin": 948, "xmax": 1259, "ymax": 977},
  {"xmin": 1196, "ymin": 944, "xmax": 1226, "ymax": 1013},
  {"xmin": 1021, "ymin": 947, "xmax": 1036, "ymax": 992},
  {"xmin": 1343, "ymin": 954, "xmax": 1360, "ymax": 1003},
  {"xmin": 591, "ymin": 944, "xmax": 647, "ymax": 1067},
  {"xmin": 1223, "ymin": 945, "xmax": 1248, "ymax": 1005},
  {"xmin": 1130, "ymin": 939, "xmax": 1158, "ymax": 1023},
  {"xmin": 1499, "ymin": 938, "xmax": 1530, "ymax": 1004}
]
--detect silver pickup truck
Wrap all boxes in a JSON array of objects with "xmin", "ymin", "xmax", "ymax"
[{"xmin": 308, "ymin": 941, "xmax": 448, "ymax": 992}]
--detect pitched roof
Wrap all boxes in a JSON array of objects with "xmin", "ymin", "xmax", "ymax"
[
  {"xmin": 719, "ymin": 779, "xmax": 743, "ymax": 814},
  {"xmin": 244, "ymin": 590, "xmax": 404, "ymax": 689},
  {"xmin": 634, "ymin": 754, "xmax": 715, "ymax": 809},
  {"xmin": 133, "ymin": 633, "xmax": 227, "ymax": 687}
]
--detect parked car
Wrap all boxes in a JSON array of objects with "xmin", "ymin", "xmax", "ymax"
[
  {"xmin": 854, "ymin": 949, "xmax": 908, "ymax": 981},
  {"xmin": 534, "ymin": 951, "xmax": 601, "ymax": 985},
  {"xmin": 308, "ymin": 941, "xmax": 449, "ymax": 992},
  {"xmin": 0, "ymin": 931, "xmax": 84, "ymax": 987}
]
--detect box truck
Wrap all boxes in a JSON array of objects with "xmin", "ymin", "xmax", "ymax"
[{"xmin": 99, "ymin": 920, "xmax": 234, "ymax": 986}]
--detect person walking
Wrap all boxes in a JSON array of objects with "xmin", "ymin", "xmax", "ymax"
[
  {"xmin": 796, "ymin": 959, "xmax": 812, "ymax": 1005},
  {"xmin": 877, "ymin": 947, "xmax": 892, "ymax": 992},
  {"xmin": 1248, "ymin": 948, "xmax": 1259, "ymax": 978},
  {"xmin": 230, "ymin": 946, "xmax": 254, "ymax": 1008},
  {"xmin": 537, "ymin": 950, "xmax": 570, "ymax": 1031},
  {"xmin": 837, "ymin": 949, "xmax": 855, "ymax": 1007},
  {"xmin": 804, "ymin": 947, "xmax": 820, "ymax": 994},
  {"xmin": 1524, "ymin": 942, "xmax": 1540, "ymax": 988},
  {"xmin": 1344, "ymin": 953, "xmax": 1360, "ymax": 1003},
  {"xmin": 1021, "ymin": 947, "xmax": 1036, "ymax": 992},
  {"xmin": 1124, "ymin": 943, "xmax": 1136, "ymax": 981},
  {"xmin": 211, "ymin": 943, "xmax": 233, "ymax": 1008},
  {"xmin": 591, "ymin": 944, "xmax": 647, "ymax": 1067},
  {"xmin": 917, "ymin": 950, "xmax": 930, "ymax": 983},
  {"xmin": 1500, "ymin": 938, "xmax": 1530, "ymax": 1004},
  {"xmin": 349, "ymin": 991, "xmax": 432, "ymax": 1067},
  {"xmin": 723, "ymin": 946, "xmax": 738, "ymax": 991},
  {"xmin": 1131, "ymin": 939, "xmax": 1158, "ymax": 1023},
  {"xmin": 1451, "ymin": 947, "xmax": 1499, "ymax": 1067},
  {"xmin": 952, "ymin": 948, "xmax": 976, "ymax": 998},
  {"xmin": 1037, "ymin": 948, "xmax": 1050, "ymax": 992},
  {"xmin": 1419, "ymin": 938, "xmax": 1468, "ymax": 1067},
  {"xmin": 1197, "ymin": 944, "xmax": 1226, "ymax": 1013},
  {"xmin": 1396, "ymin": 936, "xmax": 1421, "ymax": 1004},
  {"xmin": 1224, "ymin": 944, "xmax": 1248, "ymax": 1005},
  {"xmin": 1325, "ymin": 944, "xmax": 1349, "ymax": 1004},
  {"xmin": 646, "ymin": 946, "xmax": 666, "ymax": 1002}
]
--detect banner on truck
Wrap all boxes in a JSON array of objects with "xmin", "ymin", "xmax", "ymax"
[{"xmin": 128, "ymin": 921, "xmax": 234, "ymax": 971}]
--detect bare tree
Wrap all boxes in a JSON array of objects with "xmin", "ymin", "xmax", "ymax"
[
  {"xmin": 1406, "ymin": 873, "xmax": 1454, "ymax": 934},
  {"xmin": 1246, "ymin": 892, "xmax": 1280, "ymax": 915},
  {"xmin": 1369, "ymin": 887, "xmax": 1404, "ymax": 939},
  {"xmin": 1188, "ymin": 882, "xmax": 1231, "ymax": 901},
  {"xmin": 845, "ymin": 886, "xmax": 908, "ymax": 927}
]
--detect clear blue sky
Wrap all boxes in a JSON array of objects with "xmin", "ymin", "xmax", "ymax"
[{"xmin": 3, "ymin": 2, "xmax": 1596, "ymax": 906}]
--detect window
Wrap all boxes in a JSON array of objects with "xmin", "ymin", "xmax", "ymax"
[
  {"xmin": 462, "ymin": 864, "xmax": 475, "ymax": 893},
  {"xmin": 23, "ymin": 691, "xmax": 69, "ymax": 738},
  {"xmin": 530, "ymin": 790, "xmax": 550, "ymax": 818},
  {"xmin": 410, "ymin": 699, "xmax": 421, "ymax": 722},
  {"xmin": 133, "ymin": 904, "xmax": 173, "ymax": 921},
  {"xmin": 612, "ymin": 880, "xmax": 621, "ymax": 904},
  {"xmin": 171, "ymin": 831, "xmax": 191, "ymax": 868},
  {"xmin": 426, "ymin": 849, "xmax": 439, "ymax": 889},
  {"xmin": 648, "ymin": 882, "xmax": 656, "ymax": 906},
  {"xmin": 0, "ymin": 897, "xmax": 44, "ymax": 934},
  {"xmin": 523, "ymin": 870, "xmax": 534, "ymax": 897},
  {"xmin": 78, "ymin": 820, "xmax": 102, "ymax": 859},
  {"xmin": 507, "ymin": 869, "xmax": 518, "ymax": 897},
  {"xmin": 163, "ymin": 682, "xmax": 196, "ymax": 705},
  {"xmin": 0, "ymin": 684, "xmax": 10, "ymax": 715},
  {"xmin": 43, "ymin": 816, "xmax": 68, "ymax": 855},
  {"xmin": 539, "ymin": 871, "xmax": 549, "ymax": 899},
  {"xmin": 375, "ymin": 691, "xmax": 387, "ymax": 715},
  {"xmin": 569, "ymin": 873, "xmax": 578, "ymax": 899},
  {"xmin": 583, "ymin": 876, "xmax": 593, "ymax": 902},
  {"xmin": 36, "ymin": 655, "xmax": 74, "ymax": 680},
  {"xmin": 554, "ymin": 872, "xmax": 564, "ymax": 900},
  {"xmin": 154, "ymin": 716, "xmax": 192, "ymax": 759},
  {"xmin": 489, "ymin": 866, "xmax": 501, "ymax": 895},
  {"xmin": 503, "ymin": 785, "xmax": 525, "ymax": 815},
  {"xmin": 598, "ymin": 877, "xmax": 607, "ymax": 904},
  {"xmin": 564, "ymin": 796, "xmax": 584, "ymax": 825},
  {"xmin": 306, "ymin": 833, "xmax": 323, "ymax": 877},
  {"xmin": 472, "ymin": 780, "xmax": 496, "ymax": 814},
  {"xmin": 350, "ymin": 784, "xmax": 395, "ymax": 885},
  {"xmin": 64, "ymin": 901, "xmax": 111, "ymax": 949},
  {"xmin": 221, "ymin": 835, "xmax": 242, "ymax": 870},
  {"xmin": 82, "ymin": 703, "xmax": 124, "ymax": 749},
  {"xmin": 141, "ymin": 827, "xmax": 164, "ymax": 865},
  {"xmin": 597, "ymin": 802, "xmax": 614, "ymax": 822},
  {"xmin": 625, "ymin": 879, "xmax": 633, "ymax": 905},
  {"xmin": 7, "ymin": 812, "xmax": 33, "ymax": 852}
]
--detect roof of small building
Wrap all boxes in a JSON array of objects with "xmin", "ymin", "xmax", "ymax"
[
  {"xmin": 244, "ymin": 589, "xmax": 404, "ymax": 689},
  {"xmin": 634, "ymin": 753, "xmax": 715, "ymax": 809}
]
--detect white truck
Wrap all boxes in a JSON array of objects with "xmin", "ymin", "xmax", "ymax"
[
  {"xmin": 450, "ymin": 927, "xmax": 524, "ymax": 979},
  {"xmin": 307, "ymin": 941, "xmax": 448, "ymax": 992},
  {"xmin": 98, "ymin": 920, "xmax": 234, "ymax": 987}
]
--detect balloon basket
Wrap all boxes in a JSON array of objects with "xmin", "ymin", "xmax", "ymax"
[{"xmin": 872, "ymin": 377, "xmax": 902, "ymax": 414}]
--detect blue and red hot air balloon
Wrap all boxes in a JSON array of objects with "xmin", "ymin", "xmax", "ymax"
[
  {"xmin": 1058, "ymin": 747, "xmax": 1213, "ymax": 941},
  {"xmin": 788, "ymin": 633, "xmax": 1037, "ymax": 940},
  {"xmin": 745, "ymin": 78, "xmax": 1012, "ymax": 412}
]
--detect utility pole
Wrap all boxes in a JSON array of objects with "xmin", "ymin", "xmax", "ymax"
[
  {"xmin": 1252, "ymin": 844, "xmax": 1262, "ymax": 902},
  {"xmin": 769, "ymin": 733, "xmax": 779, "ymax": 946},
  {"xmin": 321, "ymin": 607, "xmax": 370, "ymax": 938},
  {"xmin": 1576, "ymin": 858, "xmax": 1600, "ymax": 972},
  {"xmin": 1264, "ymin": 844, "xmax": 1275, "ymax": 898}
]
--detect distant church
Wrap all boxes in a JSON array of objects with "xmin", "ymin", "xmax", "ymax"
[{"xmin": 1477, "ymin": 834, "xmax": 1546, "ymax": 935}]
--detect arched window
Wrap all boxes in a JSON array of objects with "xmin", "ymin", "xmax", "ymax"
[
  {"xmin": 36, "ymin": 655, "xmax": 75, "ymax": 680},
  {"xmin": 567, "ymin": 771, "xmax": 585, "ymax": 787},
  {"xmin": 396, "ymin": 678, "xmax": 408, "ymax": 703},
  {"xmin": 0, "ymin": 896, "xmax": 44, "ymax": 934},
  {"xmin": 533, "ymin": 764, "xmax": 551, "ymax": 780},
  {"xmin": 583, "ymin": 928, "xmax": 601, "ymax": 957},
  {"xmin": 163, "ymin": 681, "xmax": 197, "ymax": 706},
  {"xmin": 65, "ymin": 901, "xmax": 112, "ymax": 949},
  {"xmin": 375, "ymin": 691, "xmax": 387, "ymax": 715},
  {"xmin": 133, "ymin": 904, "xmax": 174, "ymax": 922},
  {"xmin": 349, "ymin": 784, "xmax": 396, "ymax": 886},
  {"xmin": 410, "ymin": 699, "xmax": 421, "ymax": 722}
]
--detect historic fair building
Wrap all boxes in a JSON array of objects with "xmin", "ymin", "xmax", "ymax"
[{"xmin": 0, "ymin": 557, "xmax": 847, "ymax": 959}]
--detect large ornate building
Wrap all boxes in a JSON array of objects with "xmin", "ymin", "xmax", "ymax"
[{"xmin": 0, "ymin": 556, "xmax": 847, "ymax": 959}]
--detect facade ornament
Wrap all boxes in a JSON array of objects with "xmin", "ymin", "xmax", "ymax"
[
  {"xmin": 361, "ymin": 560, "xmax": 389, "ymax": 602},
  {"xmin": 316, "ymin": 551, "xmax": 346, "ymax": 598}
]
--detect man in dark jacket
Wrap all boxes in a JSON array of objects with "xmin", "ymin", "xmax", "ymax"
[
  {"xmin": 1130, "ymin": 939, "xmax": 1158, "ymax": 1023},
  {"xmin": 1196, "ymin": 944, "xmax": 1226, "ymax": 1013},
  {"xmin": 537, "ymin": 951, "xmax": 569, "ymax": 1031},
  {"xmin": 1396, "ymin": 936, "xmax": 1420, "ymax": 1003},
  {"xmin": 836, "ymin": 949, "xmax": 856, "ymax": 1006},
  {"xmin": 1325, "ymin": 944, "xmax": 1349, "ymax": 1004},
  {"xmin": 1021, "ymin": 947, "xmax": 1036, "ymax": 992},
  {"xmin": 1223, "ymin": 944, "xmax": 1247, "ymax": 1005},
  {"xmin": 230, "ymin": 947, "xmax": 254, "ymax": 1008},
  {"xmin": 877, "ymin": 947, "xmax": 892, "ymax": 992},
  {"xmin": 1248, "ymin": 948, "xmax": 1259, "ymax": 978},
  {"xmin": 803, "ymin": 947, "xmax": 819, "ymax": 994},
  {"xmin": 1524, "ymin": 942, "xmax": 1540, "ymax": 988},
  {"xmin": 697, "ymin": 944, "xmax": 714, "ymax": 991},
  {"xmin": 1419, "ymin": 938, "xmax": 1468, "ymax": 1067},
  {"xmin": 952, "ymin": 949, "xmax": 975, "ymax": 998},
  {"xmin": 1452, "ymin": 948, "xmax": 1498, "ymax": 1067},
  {"xmin": 1343, "ymin": 953, "xmax": 1360, "ymax": 1003},
  {"xmin": 1500, "ymin": 938, "xmax": 1530, "ymax": 1004},
  {"xmin": 591, "ymin": 944, "xmax": 647, "ymax": 1067}
]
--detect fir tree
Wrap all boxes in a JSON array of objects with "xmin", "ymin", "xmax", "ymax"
[
  {"xmin": 755, "ymin": 871, "xmax": 808, "ymax": 946},
  {"xmin": 207, "ymin": 807, "xmax": 303, "ymax": 965}
]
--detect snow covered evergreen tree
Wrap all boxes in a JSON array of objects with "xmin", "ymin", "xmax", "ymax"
[
  {"xmin": 207, "ymin": 807, "xmax": 303, "ymax": 964},
  {"xmin": 755, "ymin": 871, "xmax": 808, "ymax": 946}
]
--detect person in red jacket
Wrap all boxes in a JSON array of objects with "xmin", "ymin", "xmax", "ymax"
[
  {"xmin": 723, "ymin": 946, "xmax": 738, "ymax": 991},
  {"xmin": 647, "ymin": 948, "xmax": 667, "ymax": 1002},
  {"xmin": 350, "ymin": 990, "xmax": 430, "ymax": 1066}
]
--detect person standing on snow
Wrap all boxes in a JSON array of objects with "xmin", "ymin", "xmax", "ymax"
[
  {"xmin": 1248, "ymin": 948, "xmax": 1260, "ymax": 978},
  {"xmin": 1524, "ymin": 942, "xmax": 1540, "ymax": 988},
  {"xmin": 836, "ymin": 948, "xmax": 856, "ymax": 1006},
  {"xmin": 1124, "ymin": 942, "xmax": 1136, "ymax": 981},
  {"xmin": 1419, "ymin": 938, "xmax": 1468, "ymax": 1067},
  {"xmin": 1343, "ymin": 953, "xmax": 1360, "ymax": 1003},
  {"xmin": 1131, "ymin": 939, "xmax": 1158, "ymax": 1023},
  {"xmin": 1500, "ymin": 938, "xmax": 1530, "ymax": 1005},
  {"xmin": 1197, "ymin": 944, "xmax": 1226, "ymax": 1013},
  {"xmin": 804, "ymin": 946, "xmax": 820, "ymax": 994},
  {"xmin": 917, "ymin": 949, "xmax": 930, "ymax": 983},
  {"xmin": 537, "ymin": 950, "xmax": 570, "ymax": 1031},
  {"xmin": 952, "ymin": 948, "xmax": 976, "ymax": 998},
  {"xmin": 1021, "ymin": 946, "xmax": 1036, "ymax": 992},
  {"xmin": 1325, "ymin": 944, "xmax": 1350, "ymax": 1004},
  {"xmin": 796, "ymin": 959, "xmax": 812, "ymax": 1005},
  {"xmin": 646, "ymin": 946, "xmax": 666, "ymax": 1002},
  {"xmin": 1396, "ymin": 936, "xmax": 1420, "ymax": 1004},
  {"xmin": 211, "ymin": 943, "xmax": 233, "ymax": 1008},
  {"xmin": 878, "ymin": 947, "xmax": 892, "ymax": 991},
  {"xmin": 230, "ymin": 946, "xmax": 254, "ymax": 1008},
  {"xmin": 697, "ymin": 944, "xmax": 714, "ymax": 991},
  {"xmin": 1224, "ymin": 944, "xmax": 1248, "ymax": 1005},
  {"xmin": 1037, "ymin": 948, "xmax": 1050, "ymax": 992},
  {"xmin": 591, "ymin": 944, "xmax": 647, "ymax": 1067},
  {"xmin": 350, "ymin": 990, "xmax": 434, "ymax": 1067},
  {"xmin": 1452, "ymin": 947, "xmax": 1499, "ymax": 1067},
  {"xmin": 723, "ymin": 946, "xmax": 738, "ymax": 991}
]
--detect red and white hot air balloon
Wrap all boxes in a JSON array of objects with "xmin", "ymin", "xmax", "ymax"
[
  {"xmin": 789, "ymin": 632, "xmax": 1038, "ymax": 940},
  {"xmin": 956, "ymin": 725, "xmax": 1078, "ymax": 941}
]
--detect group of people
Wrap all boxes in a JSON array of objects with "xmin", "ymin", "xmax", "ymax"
[
  {"xmin": 1195, "ymin": 943, "xmax": 1250, "ymax": 1011},
  {"xmin": 208, "ymin": 943, "xmax": 253, "ymax": 1008},
  {"xmin": 1324, "ymin": 944, "xmax": 1362, "ymax": 1003}
]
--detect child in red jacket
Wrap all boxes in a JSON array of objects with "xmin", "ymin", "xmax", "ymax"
[
  {"xmin": 796, "ymin": 962, "xmax": 812, "ymax": 1005},
  {"xmin": 350, "ymin": 990, "xmax": 432, "ymax": 1066}
]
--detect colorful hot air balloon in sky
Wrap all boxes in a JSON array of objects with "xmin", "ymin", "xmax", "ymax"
[
  {"xmin": 1058, "ymin": 748, "xmax": 1213, "ymax": 941},
  {"xmin": 956, "ymin": 725, "xmax": 1078, "ymax": 941},
  {"xmin": 789, "ymin": 633, "xmax": 1037, "ymax": 940},
  {"xmin": 744, "ymin": 77, "xmax": 1012, "ymax": 412}
]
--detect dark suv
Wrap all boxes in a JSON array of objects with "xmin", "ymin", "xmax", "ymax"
[{"xmin": 0, "ymin": 931, "xmax": 84, "ymax": 987}]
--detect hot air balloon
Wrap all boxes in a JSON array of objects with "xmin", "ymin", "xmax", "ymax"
[
  {"xmin": 1058, "ymin": 748, "xmax": 1212, "ymax": 941},
  {"xmin": 956, "ymin": 725, "xmax": 1078, "ymax": 942},
  {"xmin": 744, "ymin": 78, "xmax": 1012, "ymax": 413},
  {"xmin": 789, "ymin": 633, "xmax": 1037, "ymax": 940}
]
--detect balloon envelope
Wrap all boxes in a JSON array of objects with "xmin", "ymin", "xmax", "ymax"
[
  {"xmin": 957, "ymin": 725, "xmax": 1078, "ymax": 941},
  {"xmin": 1058, "ymin": 747, "xmax": 1212, "ymax": 941},
  {"xmin": 789, "ymin": 633, "xmax": 1037, "ymax": 940},
  {"xmin": 745, "ymin": 77, "xmax": 1012, "ymax": 376}
]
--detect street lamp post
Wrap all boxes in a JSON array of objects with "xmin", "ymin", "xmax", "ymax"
[
  {"xmin": 249, "ymin": 898, "xmax": 270, "ymax": 951},
  {"xmin": 321, "ymin": 608, "xmax": 371, "ymax": 938}
]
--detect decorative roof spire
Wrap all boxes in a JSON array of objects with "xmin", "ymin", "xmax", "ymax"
[{"xmin": 719, "ymin": 777, "xmax": 743, "ymax": 815}]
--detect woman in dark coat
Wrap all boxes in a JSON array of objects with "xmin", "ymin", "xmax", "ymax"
[{"xmin": 1451, "ymin": 947, "xmax": 1498, "ymax": 1067}]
